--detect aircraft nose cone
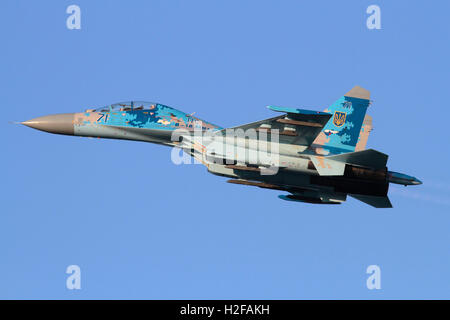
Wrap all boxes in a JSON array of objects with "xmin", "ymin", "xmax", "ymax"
[
  {"xmin": 412, "ymin": 178, "xmax": 423, "ymax": 185},
  {"xmin": 22, "ymin": 113, "xmax": 75, "ymax": 135}
]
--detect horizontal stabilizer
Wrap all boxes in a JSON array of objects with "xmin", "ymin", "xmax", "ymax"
[
  {"xmin": 326, "ymin": 148, "xmax": 388, "ymax": 170},
  {"xmin": 310, "ymin": 156, "xmax": 346, "ymax": 176},
  {"xmin": 350, "ymin": 194, "xmax": 392, "ymax": 208}
]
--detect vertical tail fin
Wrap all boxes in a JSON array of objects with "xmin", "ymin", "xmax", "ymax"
[
  {"xmin": 355, "ymin": 114, "xmax": 373, "ymax": 151},
  {"xmin": 312, "ymin": 86, "xmax": 371, "ymax": 155}
]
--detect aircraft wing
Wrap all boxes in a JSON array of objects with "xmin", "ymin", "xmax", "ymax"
[
  {"xmin": 309, "ymin": 148, "xmax": 389, "ymax": 176},
  {"xmin": 326, "ymin": 148, "xmax": 388, "ymax": 170},
  {"xmin": 221, "ymin": 106, "xmax": 331, "ymax": 147}
]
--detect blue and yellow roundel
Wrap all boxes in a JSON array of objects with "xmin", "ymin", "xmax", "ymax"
[{"xmin": 333, "ymin": 111, "xmax": 347, "ymax": 127}]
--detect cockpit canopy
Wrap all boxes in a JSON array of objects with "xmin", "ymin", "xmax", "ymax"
[{"xmin": 87, "ymin": 101, "xmax": 169, "ymax": 112}]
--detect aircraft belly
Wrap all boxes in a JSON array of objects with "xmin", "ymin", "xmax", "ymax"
[{"xmin": 207, "ymin": 162, "xmax": 313, "ymax": 189}]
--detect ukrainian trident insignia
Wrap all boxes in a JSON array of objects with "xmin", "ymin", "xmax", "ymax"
[{"xmin": 333, "ymin": 111, "xmax": 346, "ymax": 127}]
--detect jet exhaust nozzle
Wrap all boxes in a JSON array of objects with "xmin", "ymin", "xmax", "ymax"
[{"xmin": 388, "ymin": 171, "xmax": 422, "ymax": 186}]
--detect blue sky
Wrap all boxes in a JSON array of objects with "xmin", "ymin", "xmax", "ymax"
[{"xmin": 1, "ymin": 0, "xmax": 449, "ymax": 299}]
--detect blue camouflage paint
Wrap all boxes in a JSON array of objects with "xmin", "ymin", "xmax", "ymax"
[
  {"xmin": 94, "ymin": 103, "xmax": 220, "ymax": 130},
  {"xmin": 76, "ymin": 102, "xmax": 220, "ymax": 128},
  {"xmin": 319, "ymin": 95, "xmax": 370, "ymax": 154},
  {"xmin": 73, "ymin": 102, "xmax": 222, "ymax": 143}
]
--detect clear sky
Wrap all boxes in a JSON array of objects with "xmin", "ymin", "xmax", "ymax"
[{"xmin": 1, "ymin": 0, "xmax": 449, "ymax": 299}]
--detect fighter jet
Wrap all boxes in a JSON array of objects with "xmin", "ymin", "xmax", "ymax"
[{"xmin": 21, "ymin": 86, "xmax": 421, "ymax": 208}]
